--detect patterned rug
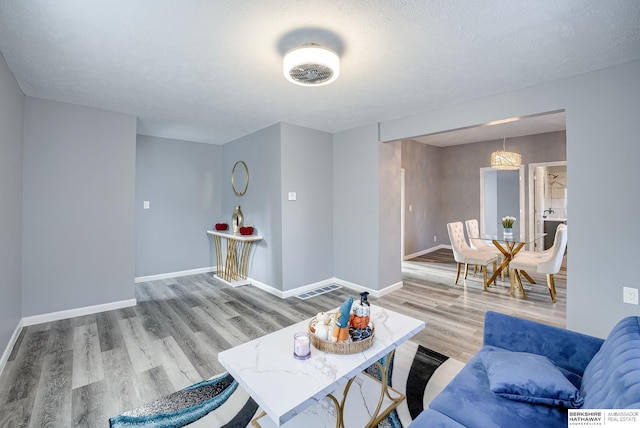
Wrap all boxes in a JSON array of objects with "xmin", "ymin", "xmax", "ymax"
[{"xmin": 109, "ymin": 341, "xmax": 464, "ymax": 428}]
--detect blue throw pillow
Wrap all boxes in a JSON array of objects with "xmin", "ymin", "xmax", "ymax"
[{"xmin": 481, "ymin": 349, "xmax": 584, "ymax": 408}]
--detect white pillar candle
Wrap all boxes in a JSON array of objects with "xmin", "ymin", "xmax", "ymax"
[{"xmin": 293, "ymin": 332, "xmax": 311, "ymax": 359}]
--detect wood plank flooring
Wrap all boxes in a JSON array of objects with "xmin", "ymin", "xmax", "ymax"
[{"xmin": 0, "ymin": 248, "xmax": 565, "ymax": 427}]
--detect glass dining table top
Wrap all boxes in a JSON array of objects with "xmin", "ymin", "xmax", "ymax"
[{"xmin": 472, "ymin": 234, "xmax": 546, "ymax": 245}]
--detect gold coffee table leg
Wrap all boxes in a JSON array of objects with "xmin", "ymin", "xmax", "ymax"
[
  {"xmin": 362, "ymin": 350, "xmax": 405, "ymax": 428},
  {"xmin": 251, "ymin": 350, "xmax": 403, "ymax": 428},
  {"xmin": 331, "ymin": 350, "xmax": 405, "ymax": 428},
  {"xmin": 251, "ymin": 410, "xmax": 266, "ymax": 427}
]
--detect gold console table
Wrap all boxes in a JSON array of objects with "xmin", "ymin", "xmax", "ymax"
[{"xmin": 206, "ymin": 230, "xmax": 263, "ymax": 287}]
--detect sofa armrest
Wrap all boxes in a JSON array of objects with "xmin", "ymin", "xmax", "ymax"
[{"xmin": 483, "ymin": 311, "xmax": 604, "ymax": 375}]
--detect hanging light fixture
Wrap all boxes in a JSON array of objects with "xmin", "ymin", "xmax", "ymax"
[
  {"xmin": 283, "ymin": 44, "xmax": 340, "ymax": 87},
  {"xmin": 491, "ymin": 126, "xmax": 521, "ymax": 170}
]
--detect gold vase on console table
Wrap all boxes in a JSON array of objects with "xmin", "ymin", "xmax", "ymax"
[{"xmin": 231, "ymin": 205, "xmax": 243, "ymax": 234}]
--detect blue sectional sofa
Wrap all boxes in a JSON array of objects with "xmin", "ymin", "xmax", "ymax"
[{"xmin": 410, "ymin": 311, "xmax": 640, "ymax": 427}]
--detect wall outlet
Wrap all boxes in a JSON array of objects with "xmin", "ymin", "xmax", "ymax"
[
  {"xmin": 623, "ymin": 287, "xmax": 639, "ymax": 305},
  {"xmin": 434, "ymin": 235, "xmax": 437, "ymax": 242}
]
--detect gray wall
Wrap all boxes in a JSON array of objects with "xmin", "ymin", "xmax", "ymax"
[
  {"xmin": 135, "ymin": 135, "xmax": 222, "ymax": 277},
  {"xmin": 0, "ymin": 54, "xmax": 24, "ymax": 352},
  {"xmin": 22, "ymin": 98, "xmax": 136, "ymax": 316},
  {"xmin": 380, "ymin": 59, "xmax": 640, "ymax": 338},
  {"xmin": 378, "ymin": 140, "xmax": 402, "ymax": 288},
  {"xmin": 280, "ymin": 123, "xmax": 333, "ymax": 291},
  {"xmin": 220, "ymin": 122, "xmax": 335, "ymax": 292},
  {"xmin": 401, "ymin": 140, "xmax": 442, "ymax": 256},
  {"xmin": 333, "ymin": 124, "xmax": 381, "ymax": 289},
  {"xmin": 222, "ymin": 124, "xmax": 283, "ymax": 289}
]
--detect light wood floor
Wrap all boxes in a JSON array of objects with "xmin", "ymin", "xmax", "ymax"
[{"xmin": 0, "ymin": 248, "xmax": 566, "ymax": 427}]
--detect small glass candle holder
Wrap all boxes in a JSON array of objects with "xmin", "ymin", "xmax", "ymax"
[{"xmin": 293, "ymin": 332, "xmax": 311, "ymax": 360}]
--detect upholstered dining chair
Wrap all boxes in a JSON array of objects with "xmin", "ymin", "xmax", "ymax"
[
  {"xmin": 465, "ymin": 219, "xmax": 505, "ymax": 280},
  {"xmin": 447, "ymin": 221, "xmax": 499, "ymax": 291},
  {"xmin": 516, "ymin": 223, "xmax": 567, "ymax": 258},
  {"xmin": 509, "ymin": 225, "xmax": 568, "ymax": 303}
]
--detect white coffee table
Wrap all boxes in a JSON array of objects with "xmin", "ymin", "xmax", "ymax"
[{"xmin": 218, "ymin": 305, "xmax": 425, "ymax": 427}]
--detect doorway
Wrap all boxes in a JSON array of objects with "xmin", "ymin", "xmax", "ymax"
[
  {"xmin": 528, "ymin": 161, "xmax": 567, "ymax": 252},
  {"xmin": 480, "ymin": 165, "xmax": 525, "ymax": 241}
]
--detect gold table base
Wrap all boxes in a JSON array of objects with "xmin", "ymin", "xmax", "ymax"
[
  {"xmin": 487, "ymin": 240, "xmax": 538, "ymax": 286},
  {"xmin": 212, "ymin": 234, "xmax": 257, "ymax": 283}
]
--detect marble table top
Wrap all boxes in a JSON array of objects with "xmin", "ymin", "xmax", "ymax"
[{"xmin": 218, "ymin": 304, "xmax": 425, "ymax": 426}]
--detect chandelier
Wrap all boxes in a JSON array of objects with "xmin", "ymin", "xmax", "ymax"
[{"xmin": 491, "ymin": 129, "xmax": 521, "ymax": 170}]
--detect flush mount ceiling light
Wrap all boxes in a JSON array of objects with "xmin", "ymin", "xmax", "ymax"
[
  {"xmin": 490, "ymin": 126, "xmax": 521, "ymax": 170},
  {"xmin": 283, "ymin": 44, "xmax": 339, "ymax": 87}
]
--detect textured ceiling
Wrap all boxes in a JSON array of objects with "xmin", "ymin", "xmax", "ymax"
[{"xmin": 1, "ymin": 1, "xmax": 639, "ymax": 145}]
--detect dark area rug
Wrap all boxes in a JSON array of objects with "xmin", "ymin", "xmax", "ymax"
[{"xmin": 110, "ymin": 341, "xmax": 463, "ymax": 428}]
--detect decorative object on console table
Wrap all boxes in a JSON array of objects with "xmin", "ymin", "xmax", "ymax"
[
  {"xmin": 214, "ymin": 221, "xmax": 228, "ymax": 231},
  {"xmin": 231, "ymin": 205, "xmax": 243, "ymax": 233},
  {"xmin": 502, "ymin": 216, "xmax": 516, "ymax": 239},
  {"xmin": 239, "ymin": 225, "xmax": 254, "ymax": 235}
]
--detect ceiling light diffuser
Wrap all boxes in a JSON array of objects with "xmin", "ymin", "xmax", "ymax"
[{"xmin": 283, "ymin": 44, "xmax": 339, "ymax": 87}]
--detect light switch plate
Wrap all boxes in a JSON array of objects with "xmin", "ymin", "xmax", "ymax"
[
  {"xmin": 288, "ymin": 192, "xmax": 297, "ymax": 201},
  {"xmin": 143, "ymin": 201, "xmax": 150, "ymax": 209}
]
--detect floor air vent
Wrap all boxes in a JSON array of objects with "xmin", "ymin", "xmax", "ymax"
[{"xmin": 295, "ymin": 284, "xmax": 342, "ymax": 300}]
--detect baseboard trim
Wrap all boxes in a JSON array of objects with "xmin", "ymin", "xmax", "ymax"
[
  {"xmin": 22, "ymin": 298, "xmax": 137, "ymax": 327},
  {"xmin": 248, "ymin": 278, "xmax": 285, "ymax": 298},
  {"xmin": 404, "ymin": 244, "xmax": 448, "ymax": 260},
  {"xmin": 333, "ymin": 278, "xmax": 403, "ymax": 298},
  {"xmin": 135, "ymin": 267, "xmax": 216, "ymax": 283},
  {"xmin": 240, "ymin": 276, "xmax": 401, "ymax": 300},
  {"xmin": 0, "ymin": 319, "xmax": 24, "ymax": 377}
]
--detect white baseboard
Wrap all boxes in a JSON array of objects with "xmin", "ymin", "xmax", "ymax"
[
  {"xmin": 249, "ymin": 277, "xmax": 286, "ymax": 298},
  {"xmin": 0, "ymin": 319, "xmax": 24, "ymax": 377},
  {"xmin": 240, "ymin": 276, "xmax": 402, "ymax": 299},
  {"xmin": 404, "ymin": 244, "xmax": 449, "ymax": 260},
  {"xmin": 22, "ymin": 298, "xmax": 137, "ymax": 326},
  {"xmin": 333, "ymin": 278, "xmax": 403, "ymax": 298},
  {"xmin": 135, "ymin": 266, "xmax": 216, "ymax": 283}
]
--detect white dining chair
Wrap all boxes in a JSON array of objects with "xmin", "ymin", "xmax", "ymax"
[
  {"xmin": 447, "ymin": 222, "xmax": 499, "ymax": 291},
  {"xmin": 509, "ymin": 225, "xmax": 568, "ymax": 302},
  {"xmin": 516, "ymin": 223, "xmax": 566, "ymax": 258},
  {"xmin": 465, "ymin": 219, "xmax": 505, "ymax": 279}
]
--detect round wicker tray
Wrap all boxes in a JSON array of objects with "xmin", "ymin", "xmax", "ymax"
[{"xmin": 308, "ymin": 318, "xmax": 375, "ymax": 354}]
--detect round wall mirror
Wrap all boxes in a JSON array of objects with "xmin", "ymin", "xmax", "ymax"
[{"xmin": 231, "ymin": 161, "xmax": 249, "ymax": 196}]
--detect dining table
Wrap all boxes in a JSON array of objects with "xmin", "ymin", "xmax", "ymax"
[{"xmin": 471, "ymin": 233, "xmax": 546, "ymax": 286}]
